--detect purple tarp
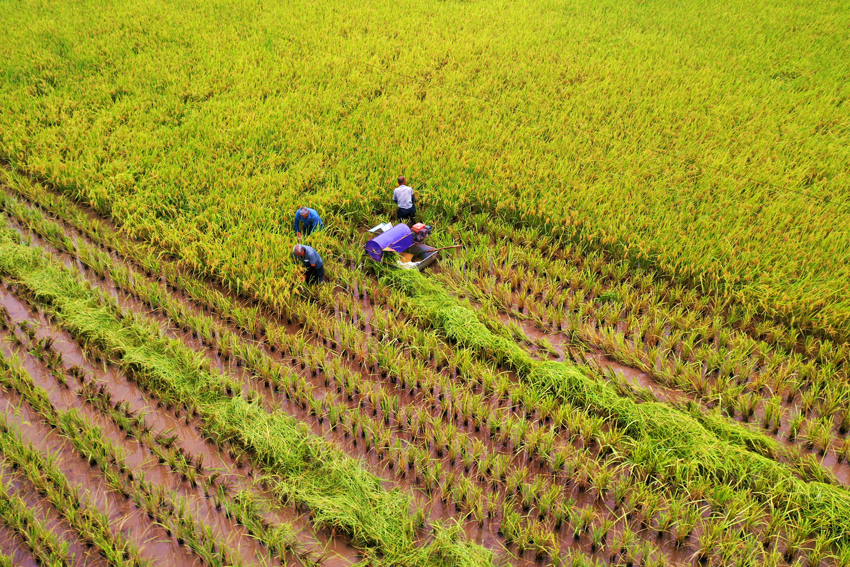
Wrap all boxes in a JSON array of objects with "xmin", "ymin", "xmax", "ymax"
[{"xmin": 364, "ymin": 223, "xmax": 413, "ymax": 261}]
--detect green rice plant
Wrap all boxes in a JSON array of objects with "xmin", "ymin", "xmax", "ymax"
[
  {"xmin": 0, "ymin": 476, "xmax": 73, "ymax": 567},
  {"xmin": 795, "ymin": 453, "xmax": 839, "ymax": 485},
  {"xmin": 814, "ymin": 385, "xmax": 845, "ymax": 422},
  {"xmin": 609, "ymin": 525, "xmax": 635, "ymax": 562},
  {"xmin": 572, "ymin": 506, "xmax": 597, "ymax": 541},
  {"xmin": 736, "ymin": 391, "xmax": 760, "ymax": 422},
  {"xmin": 693, "ymin": 519, "xmax": 722, "ymax": 565},
  {"xmin": 534, "ymin": 336, "xmax": 558, "ymax": 358},
  {"xmin": 804, "ymin": 416, "xmax": 834, "ymax": 455},
  {"xmin": 838, "ymin": 437, "xmax": 850, "ymax": 464},
  {"xmin": 589, "ymin": 518, "xmax": 613, "ymax": 553},
  {"xmin": 800, "ymin": 389, "xmax": 820, "ymax": 417},
  {"xmin": 788, "ymin": 411, "xmax": 805, "ymax": 441},
  {"xmin": 835, "ymin": 546, "xmax": 850, "ymax": 567},
  {"xmin": 783, "ymin": 517, "xmax": 816, "ymax": 563},
  {"xmin": 535, "ymin": 483, "xmax": 561, "ymax": 521},
  {"xmin": 838, "ymin": 408, "xmax": 850, "ymax": 436},
  {"xmin": 762, "ymin": 395, "xmax": 784, "ymax": 434},
  {"xmin": 638, "ymin": 491, "xmax": 661, "ymax": 529},
  {"xmin": 590, "ymin": 469, "xmax": 612, "ymax": 502},
  {"xmin": 636, "ymin": 539, "xmax": 655, "ymax": 567},
  {"xmin": 782, "ymin": 376, "xmax": 803, "ymax": 404},
  {"xmin": 0, "ymin": 230, "xmax": 486, "ymax": 564},
  {"xmin": 805, "ymin": 533, "xmax": 835, "ymax": 567},
  {"xmin": 552, "ymin": 497, "xmax": 574, "ymax": 531},
  {"xmin": 671, "ymin": 503, "xmax": 702, "ymax": 547}
]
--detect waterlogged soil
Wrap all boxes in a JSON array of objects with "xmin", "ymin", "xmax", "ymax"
[
  {"xmin": 0, "ymin": 192, "xmax": 657, "ymax": 564},
  {"xmin": 0, "ymin": 330, "xmax": 278, "ymax": 567},
  {"xmin": 0, "ymin": 464, "xmax": 107, "ymax": 567},
  {"xmin": 0, "ymin": 284, "xmax": 355, "ymax": 567},
  {"xmin": 473, "ymin": 277, "xmax": 850, "ymax": 488},
  {"xmin": 0, "ymin": 383, "xmax": 193, "ymax": 566},
  {"xmin": 0, "ymin": 521, "xmax": 39, "ymax": 567},
  {"xmin": 4, "ymin": 182, "xmax": 846, "ymax": 566}
]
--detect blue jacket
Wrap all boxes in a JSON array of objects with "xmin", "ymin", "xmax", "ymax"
[
  {"xmin": 293, "ymin": 208, "xmax": 324, "ymax": 235},
  {"xmin": 292, "ymin": 245, "xmax": 323, "ymax": 270}
]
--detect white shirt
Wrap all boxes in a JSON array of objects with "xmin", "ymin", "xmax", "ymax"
[{"xmin": 393, "ymin": 185, "xmax": 414, "ymax": 209}]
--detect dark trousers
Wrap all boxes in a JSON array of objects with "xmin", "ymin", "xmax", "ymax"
[
  {"xmin": 397, "ymin": 206, "xmax": 416, "ymax": 223},
  {"xmin": 305, "ymin": 264, "xmax": 324, "ymax": 285}
]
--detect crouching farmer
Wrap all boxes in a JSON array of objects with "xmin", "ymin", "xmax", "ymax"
[
  {"xmin": 293, "ymin": 207, "xmax": 324, "ymax": 238},
  {"xmin": 292, "ymin": 244, "xmax": 324, "ymax": 285}
]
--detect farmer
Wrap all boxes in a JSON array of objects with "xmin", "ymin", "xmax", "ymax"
[
  {"xmin": 293, "ymin": 206, "xmax": 324, "ymax": 238},
  {"xmin": 292, "ymin": 244, "xmax": 324, "ymax": 285},
  {"xmin": 392, "ymin": 176, "xmax": 416, "ymax": 224}
]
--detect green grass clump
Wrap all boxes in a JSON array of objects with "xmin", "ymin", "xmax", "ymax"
[
  {"xmin": 0, "ymin": 227, "xmax": 492, "ymax": 567},
  {"xmin": 383, "ymin": 266, "xmax": 850, "ymax": 547}
]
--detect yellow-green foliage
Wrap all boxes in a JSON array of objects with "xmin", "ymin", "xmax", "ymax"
[
  {"xmin": 0, "ymin": 0, "xmax": 848, "ymax": 337},
  {"xmin": 382, "ymin": 266, "xmax": 850, "ymax": 548}
]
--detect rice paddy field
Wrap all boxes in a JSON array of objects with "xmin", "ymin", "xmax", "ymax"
[{"xmin": 0, "ymin": 0, "xmax": 849, "ymax": 565}]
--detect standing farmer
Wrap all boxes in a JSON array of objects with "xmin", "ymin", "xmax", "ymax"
[
  {"xmin": 292, "ymin": 244, "xmax": 324, "ymax": 285},
  {"xmin": 293, "ymin": 206, "xmax": 324, "ymax": 238},
  {"xmin": 393, "ymin": 176, "xmax": 416, "ymax": 224}
]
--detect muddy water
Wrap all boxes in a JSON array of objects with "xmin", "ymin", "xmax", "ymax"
[
  {"xmin": 0, "ymin": 287, "xmax": 355, "ymax": 567},
  {"xmin": 0, "ymin": 534, "xmax": 38, "ymax": 567},
  {"xmin": 0, "ymin": 465, "xmax": 108, "ymax": 567},
  {"xmin": 2, "ymin": 215, "xmax": 464, "ymax": 554},
  {"xmin": 0, "ymin": 187, "xmax": 796, "ymax": 567},
  {"xmin": 6, "ymin": 337, "xmax": 277, "ymax": 567},
  {"xmin": 0, "ymin": 471, "xmax": 67, "ymax": 567},
  {"xmin": 822, "ymin": 453, "xmax": 850, "ymax": 485},
  {"xmin": 0, "ymin": 387, "xmax": 194, "ymax": 566}
]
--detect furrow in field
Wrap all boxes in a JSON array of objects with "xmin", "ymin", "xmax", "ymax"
[
  {"xmin": 1, "ymin": 172, "xmax": 796, "ymax": 564},
  {"xmin": 0, "ymin": 222, "xmax": 495, "ymax": 567},
  {"xmin": 0, "ymin": 280, "xmax": 355, "ymax": 567},
  {"xmin": 0, "ymin": 373, "xmax": 164, "ymax": 566},
  {"xmin": 0, "ymin": 184, "xmax": 688, "ymax": 564},
  {"xmin": 0, "ymin": 295, "xmax": 291, "ymax": 567},
  {"xmin": 0, "ymin": 463, "xmax": 83, "ymax": 567},
  {"xmin": 0, "ymin": 324, "xmax": 293, "ymax": 567},
  {"xmin": 0, "ymin": 523, "xmax": 38, "ymax": 567}
]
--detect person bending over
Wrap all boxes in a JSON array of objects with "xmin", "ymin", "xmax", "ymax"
[
  {"xmin": 292, "ymin": 244, "xmax": 324, "ymax": 285},
  {"xmin": 293, "ymin": 207, "xmax": 324, "ymax": 238}
]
